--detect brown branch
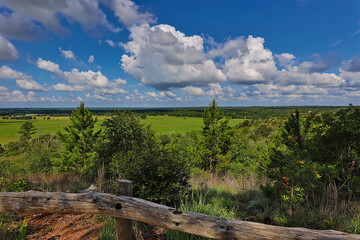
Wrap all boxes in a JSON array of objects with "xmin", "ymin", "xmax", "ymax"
[{"xmin": 0, "ymin": 191, "xmax": 358, "ymax": 240}]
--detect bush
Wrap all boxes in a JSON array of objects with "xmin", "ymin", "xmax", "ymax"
[{"xmin": 99, "ymin": 111, "xmax": 190, "ymax": 204}]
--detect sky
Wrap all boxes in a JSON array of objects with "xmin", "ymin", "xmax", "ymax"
[{"xmin": 0, "ymin": 0, "xmax": 360, "ymax": 107}]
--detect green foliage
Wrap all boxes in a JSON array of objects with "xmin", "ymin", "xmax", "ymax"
[
  {"xmin": 311, "ymin": 104, "xmax": 360, "ymax": 200},
  {"xmin": 56, "ymin": 102, "xmax": 101, "ymax": 174},
  {"xmin": 266, "ymin": 110, "xmax": 318, "ymax": 215},
  {"xmin": 17, "ymin": 218, "xmax": 28, "ymax": 240},
  {"xmin": 199, "ymin": 99, "xmax": 233, "ymax": 171},
  {"xmin": 18, "ymin": 122, "xmax": 36, "ymax": 153},
  {"xmin": 98, "ymin": 111, "xmax": 190, "ymax": 204},
  {"xmin": 26, "ymin": 134, "xmax": 61, "ymax": 173}
]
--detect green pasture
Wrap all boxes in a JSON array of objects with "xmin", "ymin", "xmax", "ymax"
[{"xmin": 0, "ymin": 116, "xmax": 244, "ymax": 145}]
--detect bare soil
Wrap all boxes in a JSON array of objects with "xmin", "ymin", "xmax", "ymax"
[{"xmin": 22, "ymin": 213, "xmax": 102, "ymax": 240}]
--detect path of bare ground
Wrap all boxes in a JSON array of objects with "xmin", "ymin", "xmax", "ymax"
[
  {"xmin": 22, "ymin": 213, "xmax": 102, "ymax": 240},
  {"xmin": 21, "ymin": 213, "xmax": 166, "ymax": 240}
]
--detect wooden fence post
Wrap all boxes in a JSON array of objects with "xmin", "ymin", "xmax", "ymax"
[{"xmin": 116, "ymin": 179, "xmax": 133, "ymax": 240}]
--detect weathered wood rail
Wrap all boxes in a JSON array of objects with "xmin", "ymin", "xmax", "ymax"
[{"xmin": 0, "ymin": 190, "xmax": 359, "ymax": 239}]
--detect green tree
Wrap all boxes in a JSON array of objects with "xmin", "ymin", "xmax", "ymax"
[
  {"xmin": 56, "ymin": 102, "xmax": 101, "ymax": 174},
  {"xmin": 18, "ymin": 122, "xmax": 36, "ymax": 145},
  {"xmin": 199, "ymin": 99, "xmax": 233, "ymax": 171},
  {"xmin": 311, "ymin": 105, "xmax": 360, "ymax": 206},
  {"xmin": 98, "ymin": 111, "xmax": 189, "ymax": 204},
  {"xmin": 266, "ymin": 110, "xmax": 318, "ymax": 216}
]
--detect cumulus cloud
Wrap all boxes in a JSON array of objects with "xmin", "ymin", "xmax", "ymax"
[
  {"xmin": 221, "ymin": 36, "xmax": 277, "ymax": 84},
  {"xmin": 0, "ymin": 65, "xmax": 47, "ymax": 91},
  {"xmin": 0, "ymin": 65, "xmax": 27, "ymax": 79},
  {"xmin": 0, "ymin": 12, "xmax": 44, "ymax": 41},
  {"xmin": 0, "ymin": 88, "xmax": 37, "ymax": 102},
  {"xmin": 341, "ymin": 56, "xmax": 360, "ymax": 72},
  {"xmin": 114, "ymin": 78, "xmax": 127, "ymax": 85},
  {"xmin": 37, "ymin": 58, "xmax": 128, "ymax": 93},
  {"xmin": 0, "ymin": 0, "xmax": 120, "ymax": 39},
  {"xmin": 121, "ymin": 24, "xmax": 226, "ymax": 89},
  {"xmin": 53, "ymin": 83, "xmax": 84, "ymax": 91},
  {"xmin": 109, "ymin": 0, "xmax": 156, "ymax": 27},
  {"xmin": 96, "ymin": 87, "xmax": 128, "ymax": 95},
  {"xmin": 182, "ymin": 86, "xmax": 205, "ymax": 96},
  {"xmin": 88, "ymin": 55, "xmax": 95, "ymax": 63},
  {"xmin": 36, "ymin": 58, "xmax": 62, "ymax": 75},
  {"xmin": 59, "ymin": 48, "xmax": 75, "ymax": 60},
  {"xmin": 16, "ymin": 79, "xmax": 47, "ymax": 91},
  {"xmin": 0, "ymin": 35, "xmax": 19, "ymax": 61},
  {"xmin": 211, "ymin": 36, "xmax": 345, "ymax": 91}
]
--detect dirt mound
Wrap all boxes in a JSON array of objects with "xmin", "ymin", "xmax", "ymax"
[{"xmin": 22, "ymin": 213, "xmax": 102, "ymax": 240}]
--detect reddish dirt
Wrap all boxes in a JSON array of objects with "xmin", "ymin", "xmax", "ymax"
[{"xmin": 22, "ymin": 213, "xmax": 102, "ymax": 240}]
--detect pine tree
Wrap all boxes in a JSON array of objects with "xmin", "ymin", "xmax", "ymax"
[
  {"xmin": 18, "ymin": 122, "xmax": 37, "ymax": 144},
  {"xmin": 267, "ymin": 110, "xmax": 316, "ymax": 216},
  {"xmin": 200, "ymin": 99, "xmax": 232, "ymax": 171},
  {"xmin": 57, "ymin": 102, "xmax": 101, "ymax": 174}
]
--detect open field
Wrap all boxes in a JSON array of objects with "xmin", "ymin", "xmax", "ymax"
[{"xmin": 0, "ymin": 116, "xmax": 244, "ymax": 145}]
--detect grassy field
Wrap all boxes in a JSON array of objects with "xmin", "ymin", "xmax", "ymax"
[{"xmin": 0, "ymin": 116, "xmax": 244, "ymax": 145}]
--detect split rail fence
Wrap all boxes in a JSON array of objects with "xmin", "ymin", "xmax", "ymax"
[{"xmin": 0, "ymin": 179, "xmax": 359, "ymax": 240}]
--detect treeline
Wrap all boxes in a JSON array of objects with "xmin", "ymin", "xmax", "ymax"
[
  {"xmin": 0, "ymin": 101, "xmax": 359, "ymax": 235},
  {"xmin": 0, "ymin": 106, "xmax": 344, "ymax": 119}
]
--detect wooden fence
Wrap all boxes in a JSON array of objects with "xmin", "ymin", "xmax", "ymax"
[{"xmin": 0, "ymin": 180, "xmax": 359, "ymax": 240}]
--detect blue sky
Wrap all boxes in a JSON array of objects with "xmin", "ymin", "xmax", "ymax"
[{"xmin": 0, "ymin": 0, "xmax": 360, "ymax": 107}]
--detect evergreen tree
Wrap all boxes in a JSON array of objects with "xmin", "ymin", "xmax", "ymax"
[
  {"xmin": 266, "ymin": 110, "xmax": 317, "ymax": 216},
  {"xmin": 56, "ymin": 102, "xmax": 101, "ymax": 174},
  {"xmin": 18, "ymin": 122, "xmax": 36, "ymax": 144},
  {"xmin": 200, "ymin": 99, "xmax": 232, "ymax": 171}
]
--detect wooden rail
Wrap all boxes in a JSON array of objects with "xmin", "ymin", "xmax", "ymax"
[{"xmin": 0, "ymin": 190, "xmax": 359, "ymax": 239}]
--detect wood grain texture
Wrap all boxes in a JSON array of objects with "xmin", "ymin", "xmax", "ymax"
[
  {"xmin": 116, "ymin": 180, "xmax": 133, "ymax": 240},
  {"xmin": 0, "ymin": 191, "xmax": 358, "ymax": 240}
]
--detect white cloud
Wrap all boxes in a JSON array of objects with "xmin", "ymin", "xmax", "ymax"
[
  {"xmin": 206, "ymin": 83, "xmax": 223, "ymax": 96},
  {"xmin": 0, "ymin": 86, "xmax": 8, "ymax": 92},
  {"xmin": 96, "ymin": 87, "xmax": 128, "ymax": 95},
  {"xmin": 63, "ymin": 69, "xmax": 114, "ymax": 88},
  {"xmin": 145, "ymin": 91, "xmax": 158, "ymax": 97},
  {"xmin": 37, "ymin": 58, "xmax": 116, "ymax": 89},
  {"xmin": 0, "ymin": 65, "xmax": 27, "ymax": 79},
  {"xmin": 88, "ymin": 55, "xmax": 95, "ymax": 63},
  {"xmin": 0, "ymin": 12, "xmax": 44, "ymax": 41},
  {"xmin": 182, "ymin": 86, "xmax": 205, "ymax": 96},
  {"xmin": 109, "ymin": 0, "xmax": 156, "ymax": 28},
  {"xmin": 0, "ymin": 0, "xmax": 120, "ymax": 38},
  {"xmin": 121, "ymin": 24, "xmax": 226, "ymax": 89},
  {"xmin": 94, "ymin": 94, "xmax": 109, "ymax": 101},
  {"xmin": 0, "ymin": 35, "xmax": 18, "ymax": 61},
  {"xmin": 52, "ymin": 83, "xmax": 84, "ymax": 91},
  {"xmin": 59, "ymin": 48, "xmax": 75, "ymax": 60},
  {"xmin": 0, "ymin": 88, "xmax": 37, "ymax": 102},
  {"xmin": 0, "ymin": 65, "xmax": 47, "ymax": 91},
  {"xmin": 114, "ymin": 78, "xmax": 127, "ymax": 85},
  {"xmin": 106, "ymin": 39, "xmax": 116, "ymax": 47},
  {"xmin": 162, "ymin": 90, "xmax": 176, "ymax": 97},
  {"xmin": 222, "ymin": 36, "xmax": 277, "ymax": 84},
  {"xmin": 37, "ymin": 58, "xmax": 132, "ymax": 95},
  {"xmin": 36, "ymin": 58, "xmax": 62, "ymax": 75},
  {"xmin": 16, "ymin": 79, "xmax": 47, "ymax": 91},
  {"xmin": 275, "ymin": 53, "xmax": 295, "ymax": 68}
]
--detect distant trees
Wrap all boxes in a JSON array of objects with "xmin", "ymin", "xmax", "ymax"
[{"xmin": 56, "ymin": 102, "xmax": 101, "ymax": 174}]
